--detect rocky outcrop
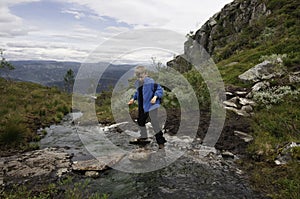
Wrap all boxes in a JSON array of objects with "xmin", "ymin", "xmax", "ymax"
[
  {"xmin": 183, "ymin": 0, "xmax": 271, "ymax": 62},
  {"xmin": 0, "ymin": 147, "xmax": 72, "ymax": 185},
  {"xmin": 0, "ymin": 147, "xmax": 127, "ymax": 184}
]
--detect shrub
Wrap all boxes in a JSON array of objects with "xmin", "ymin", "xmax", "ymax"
[
  {"xmin": 253, "ymin": 86, "xmax": 299, "ymax": 109},
  {"xmin": 0, "ymin": 119, "xmax": 30, "ymax": 146},
  {"xmin": 56, "ymin": 104, "xmax": 70, "ymax": 115},
  {"xmin": 55, "ymin": 112, "xmax": 64, "ymax": 122}
]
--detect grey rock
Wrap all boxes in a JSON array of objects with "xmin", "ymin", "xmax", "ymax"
[
  {"xmin": 235, "ymin": 91, "xmax": 248, "ymax": 96},
  {"xmin": 182, "ymin": 0, "xmax": 270, "ymax": 59},
  {"xmin": 128, "ymin": 149, "xmax": 152, "ymax": 162},
  {"xmin": 239, "ymin": 98, "xmax": 256, "ymax": 106},
  {"xmin": 275, "ymin": 142, "xmax": 300, "ymax": 165},
  {"xmin": 234, "ymin": 131, "xmax": 253, "ymax": 143},
  {"xmin": 251, "ymin": 81, "xmax": 270, "ymax": 92},
  {"xmin": 241, "ymin": 105, "xmax": 253, "ymax": 113},
  {"xmin": 223, "ymin": 100, "xmax": 238, "ymax": 108},
  {"xmin": 225, "ymin": 107, "xmax": 250, "ymax": 117},
  {"xmin": 221, "ymin": 151, "xmax": 235, "ymax": 159},
  {"xmin": 289, "ymin": 71, "xmax": 300, "ymax": 83},
  {"xmin": 72, "ymin": 153, "xmax": 125, "ymax": 171},
  {"xmin": 238, "ymin": 61, "xmax": 283, "ymax": 82},
  {"xmin": 1, "ymin": 147, "xmax": 71, "ymax": 184}
]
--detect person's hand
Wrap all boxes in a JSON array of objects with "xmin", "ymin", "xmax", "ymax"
[
  {"xmin": 151, "ymin": 96, "xmax": 157, "ymax": 104},
  {"xmin": 128, "ymin": 99, "xmax": 135, "ymax": 105}
]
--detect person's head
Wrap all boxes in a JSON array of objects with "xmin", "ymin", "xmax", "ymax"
[{"xmin": 135, "ymin": 66, "xmax": 147, "ymax": 81}]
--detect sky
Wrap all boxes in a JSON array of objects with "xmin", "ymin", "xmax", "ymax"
[{"xmin": 0, "ymin": 0, "xmax": 233, "ymax": 64}]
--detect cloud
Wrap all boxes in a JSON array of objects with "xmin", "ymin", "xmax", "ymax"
[
  {"xmin": 61, "ymin": 9, "xmax": 86, "ymax": 19},
  {"xmin": 56, "ymin": 0, "xmax": 233, "ymax": 33},
  {"xmin": 0, "ymin": 1, "xmax": 40, "ymax": 37},
  {"xmin": 1, "ymin": 0, "xmax": 234, "ymax": 62}
]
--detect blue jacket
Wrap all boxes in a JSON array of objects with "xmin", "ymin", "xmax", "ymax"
[{"xmin": 133, "ymin": 77, "xmax": 163, "ymax": 112}]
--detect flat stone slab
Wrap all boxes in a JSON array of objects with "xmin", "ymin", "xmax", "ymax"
[{"xmin": 0, "ymin": 147, "xmax": 71, "ymax": 185}]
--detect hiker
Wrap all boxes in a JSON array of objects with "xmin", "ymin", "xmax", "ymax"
[{"xmin": 128, "ymin": 66, "xmax": 166, "ymax": 149}]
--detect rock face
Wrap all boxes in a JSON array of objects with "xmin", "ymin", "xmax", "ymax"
[
  {"xmin": 0, "ymin": 147, "xmax": 72, "ymax": 185},
  {"xmin": 184, "ymin": 0, "xmax": 271, "ymax": 60}
]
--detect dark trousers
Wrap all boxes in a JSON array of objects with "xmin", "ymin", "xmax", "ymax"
[{"xmin": 137, "ymin": 108, "xmax": 166, "ymax": 144}]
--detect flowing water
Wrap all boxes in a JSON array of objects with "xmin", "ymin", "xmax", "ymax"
[{"xmin": 40, "ymin": 113, "xmax": 267, "ymax": 199}]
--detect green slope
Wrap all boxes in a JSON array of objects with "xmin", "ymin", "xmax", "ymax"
[{"xmin": 0, "ymin": 78, "xmax": 71, "ymax": 154}]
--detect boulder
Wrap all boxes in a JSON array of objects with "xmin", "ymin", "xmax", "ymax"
[{"xmin": 238, "ymin": 61, "xmax": 284, "ymax": 82}]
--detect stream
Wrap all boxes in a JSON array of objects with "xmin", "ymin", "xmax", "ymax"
[{"xmin": 39, "ymin": 113, "xmax": 267, "ymax": 199}]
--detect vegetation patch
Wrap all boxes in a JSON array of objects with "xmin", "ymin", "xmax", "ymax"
[{"xmin": 0, "ymin": 78, "xmax": 71, "ymax": 154}]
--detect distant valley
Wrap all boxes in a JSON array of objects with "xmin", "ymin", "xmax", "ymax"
[{"xmin": 1, "ymin": 60, "xmax": 135, "ymax": 92}]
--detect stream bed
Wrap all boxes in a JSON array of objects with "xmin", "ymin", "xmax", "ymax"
[{"xmin": 39, "ymin": 113, "xmax": 267, "ymax": 199}]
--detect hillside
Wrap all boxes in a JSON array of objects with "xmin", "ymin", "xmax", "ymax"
[
  {"xmin": 0, "ymin": 78, "xmax": 71, "ymax": 155},
  {"xmin": 167, "ymin": 0, "xmax": 300, "ymax": 198},
  {"xmin": 169, "ymin": 0, "xmax": 299, "ymax": 82}
]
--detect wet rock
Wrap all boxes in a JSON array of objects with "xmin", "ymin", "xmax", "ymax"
[
  {"xmin": 128, "ymin": 149, "xmax": 152, "ymax": 162},
  {"xmin": 198, "ymin": 145, "xmax": 218, "ymax": 157}
]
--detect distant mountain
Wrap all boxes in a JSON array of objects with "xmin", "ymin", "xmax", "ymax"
[{"xmin": 1, "ymin": 60, "xmax": 135, "ymax": 92}]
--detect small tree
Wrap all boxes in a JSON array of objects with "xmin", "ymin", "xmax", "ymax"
[
  {"xmin": 0, "ymin": 49, "xmax": 15, "ymax": 81},
  {"xmin": 64, "ymin": 69, "xmax": 75, "ymax": 92}
]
